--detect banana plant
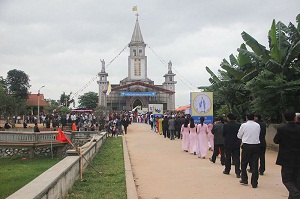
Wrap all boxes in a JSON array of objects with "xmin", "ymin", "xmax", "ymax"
[
  {"xmin": 245, "ymin": 15, "xmax": 300, "ymax": 119},
  {"xmin": 200, "ymin": 14, "xmax": 300, "ymax": 122}
]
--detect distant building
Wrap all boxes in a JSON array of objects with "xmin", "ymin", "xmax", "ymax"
[
  {"xmin": 97, "ymin": 16, "xmax": 176, "ymax": 111},
  {"xmin": 26, "ymin": 94, "xmax": 49, "ymax": 115}
]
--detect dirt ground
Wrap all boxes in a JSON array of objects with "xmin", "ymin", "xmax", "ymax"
[{"xmin": 125, "ymin": 123, "xmax": 288, "ymax": 199}]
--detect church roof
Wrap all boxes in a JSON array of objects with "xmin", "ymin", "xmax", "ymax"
[{"xmin": 131, "ymin": 17, "xmax": 144, "ymax": 43}]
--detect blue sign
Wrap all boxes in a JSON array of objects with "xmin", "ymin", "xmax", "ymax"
[
  {"xmin": 191, "ymin": 116, "xmax": 214, "ymax": 124},
  {"xmin": 120, "ymin": 92, "xmax": 156, "ymax": 97}
]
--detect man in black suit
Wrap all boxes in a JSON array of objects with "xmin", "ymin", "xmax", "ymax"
[
  {"xmin": 248, "ymin": 113, "xmax": 267, "ymax": 175},
  {"xmin": 274, "ymin": 111, "xmax": 300, "ymax": 199},
  {"xmin": 209, "ymin": 117, "xmax": 225, "ymax": 165},
  {"xmin": 222, "ymin": 113, "xmax": 241, "ymax": 178},
  {"xmin": 121, "ymin": 116, "xmax": 129, "ymax": 134},
  {"xmin": 162, "ymin": 116, "xmax": 169, "ymax": 138}
]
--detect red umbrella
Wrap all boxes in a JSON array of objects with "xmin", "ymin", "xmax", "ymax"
[{"xmin": 175, "ymin": 105, "xmax": 190, "ymax": 111}]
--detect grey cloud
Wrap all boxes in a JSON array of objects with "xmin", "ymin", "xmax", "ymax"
[{"xmin": 0, "ymin": 0, "xmax": 299, "ymax": 107}]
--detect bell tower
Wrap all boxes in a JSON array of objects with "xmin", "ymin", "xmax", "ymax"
[
  {"xmin": 163, "ymin": 60, "xmax": 177, "ymax": 110},
  {"xmin": 128, "ymin": 15, "xmax": 147, "ymax": 81},
  {"xmin": 97, "ymin": 59, "xmax": 109, "ymax": 106}
]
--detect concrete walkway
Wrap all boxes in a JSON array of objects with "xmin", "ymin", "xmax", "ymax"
[{"xmin": 124, "ymin": 123, "xmax": 288, "ymax": 199}]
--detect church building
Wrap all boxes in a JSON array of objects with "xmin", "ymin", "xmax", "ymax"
[{"xmin": 97, "ymin": 16, "xmax": 176, "ymax": 111}]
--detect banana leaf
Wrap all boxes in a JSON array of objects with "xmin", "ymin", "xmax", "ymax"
[
  {"xmin": 269, "ymin": 20, "xmax": 282, "ymax": 62},
  {"xmin": 265, "ymin": 59, "xmax": 282, "ymax": 73},
  {"xmin": 283, "ymin": 40, "xmax": 300, "ymax": 67},
  {"xmin": 241, "ymin": 31, "xmax": 270, "ymax": 63},
  {"xmin": 229, "ymin": 54, "xmax": 239, "ymax": 67},
  {"xmin": 238, "ymin": 43, "xmax": 252, "ymax": 67},
  {"xmin": 205, "ymin": 66, "xmax": 220, "ymax": 83}
]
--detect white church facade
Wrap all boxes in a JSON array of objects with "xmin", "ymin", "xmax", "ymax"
[{"xmin": 97, "ymin": 17, "xmax": 176, "ymax": 111}]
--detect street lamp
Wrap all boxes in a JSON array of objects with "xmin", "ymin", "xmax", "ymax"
[{"xmin": 37, "ymin": 85, "xmax": 45, "ymax": 124}]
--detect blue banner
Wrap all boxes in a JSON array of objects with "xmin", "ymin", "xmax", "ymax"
[
  {"xmin": 120, "ymin": 92, "xmax": 156, "ymax": 97},
  {"xmin": 191, "ymin": 116, "xmax": 214, "ymax": 124}
]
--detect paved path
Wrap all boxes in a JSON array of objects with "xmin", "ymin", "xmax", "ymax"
[{"xmin": 125, "ymin": 123, "xmax": 288, "ymax": 199}]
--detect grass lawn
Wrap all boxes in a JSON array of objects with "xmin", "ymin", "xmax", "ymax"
[
  {"xmin": 67, "ymin": 137, "xmax": 126, "ymax": 199},
  {"xmin": 0, "ymin": 156, "xmax": 62, "ymax": 199}
]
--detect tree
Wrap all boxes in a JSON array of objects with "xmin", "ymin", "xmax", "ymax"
[
  {"xmin": 241, "ymin": 16, "xmax": 300, "ymax": 120},
  {"xmin": 44, "ymin": 99, "xmax": 60, "ymax": 113},
  {"xmin": 3, "ymin": 69, "xmax": 30, "ymax": 117},
  {"xmin": 59, "ymin": 92, "xmax": 74, "ymax": 108},
  {"xmin": 199, "ymin": 45, "xmax": 256, "ymax": 118},
  {"xmin": 6, "ymin": 69, "xmax": 30, "ymax": 100},
  {"xmin": 57, "ymin": 106, "xmax": 71, "ymax": 115},
  {"xmin": 200, "ymin": 14, "xmax": 300, "ymax": 122},
  {"xmin": 78, "ymin": 92, "xmax": 99, "ymax": 110}
]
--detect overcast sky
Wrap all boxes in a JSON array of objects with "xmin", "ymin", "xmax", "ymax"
[{"xmin": 0, "ymin": 0, "xmax": 299, "ymax": 108}]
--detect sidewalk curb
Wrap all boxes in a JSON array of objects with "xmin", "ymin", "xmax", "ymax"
[{"xmin": 123, "ymin": 136, "xmax": 138, "ymax": 199}]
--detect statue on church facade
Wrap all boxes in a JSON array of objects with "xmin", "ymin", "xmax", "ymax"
[
  {"xmin": 168, "ymin": 60, "xmax": 172, "ymax": 73},
  {"xmin": 100, "ymin": 59, "xmax": 105, "ymax": 72}
]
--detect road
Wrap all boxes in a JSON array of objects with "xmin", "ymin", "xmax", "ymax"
[{"xmin": 125, "ymin": 123, "xmax": 288, "ymax": 199}]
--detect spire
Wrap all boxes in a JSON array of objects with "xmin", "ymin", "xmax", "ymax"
[{"xmin": 130, "ymin": 16, "xmax": 144, "ymax": 43}]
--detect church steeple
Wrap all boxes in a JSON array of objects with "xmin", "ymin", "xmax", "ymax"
[
  {"xmin": 128, "ymin": 16, "xmax": 147, "ymax": 80},
  {"xmin": 130, "ymin": 16, "xmax": 144, "ymax": 44}
]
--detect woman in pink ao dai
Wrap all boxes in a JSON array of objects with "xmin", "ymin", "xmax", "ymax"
[
  {"xmin": 181, "ymin": 118, "xmax": 190, "ymax": 152},
  {"xmin": 196, "ymin": 117, "xmax": 209, "ymax": 158},
  {"xmin": 189, "ymin": 117, "xmax": 197, "ymax": 155},
  {"xmin": 207, "ymin": 123, "xmax": 214, "ymax": 151}
]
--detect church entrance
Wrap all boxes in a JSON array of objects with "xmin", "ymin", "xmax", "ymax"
[
  {"xmin": 132, "ymin": 98, "xmax": 143, "ymax": 110},
  {"xmin": 132, "ymin": 98, "xmax": 143, "ymax": 122}
]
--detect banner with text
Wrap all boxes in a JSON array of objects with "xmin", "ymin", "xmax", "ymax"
[{"xmin": 120, "ymin": 92, "xmax": 156, "ymax": 97}]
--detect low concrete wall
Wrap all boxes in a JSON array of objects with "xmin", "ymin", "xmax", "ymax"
[
  {"xmin": 266, "ymin": 124, "xmax": 280, "ymax": 150},
  {"xmin": 7, "ymin": 132, "xmax": 108, "ymax": 199}
]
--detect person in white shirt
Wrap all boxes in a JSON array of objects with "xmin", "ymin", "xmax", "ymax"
[{"xmin": 237, "ymin": 113, "xmax": 260, "ymax": 188}]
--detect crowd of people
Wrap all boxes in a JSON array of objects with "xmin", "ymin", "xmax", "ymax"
[
  {"xmin": 2, "ymin": 109, "xmax": 299, "ymax": 197},
  {"xmin": 144, "ymin": 111, "xmax": 300, "ymax": 198},
  {"xmin": 1, "ymin": 112, "xmax": 106, "ymax": 132}
]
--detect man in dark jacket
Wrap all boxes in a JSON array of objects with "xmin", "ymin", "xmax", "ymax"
[
  {"xmin": 222, "ymin": 113, "xmax": 241, "ymax": 178},
  {"xmin": 168, "ymin": 116, "xmax": 176, "ymax": 140},
  {"xmin": 274, "ymin": 111, "xmax": 300, "ymax": 199},
  {"xmin": 122, "ymin": 116, "xmax": 129, "ymax": 134},
  {"xmin": 175, "ymin": 116, "xmax": 182, "ymax": 139},
  {"xmin": 34, "ymin": 123, "xmax": 40, "ymax": 132},
  {"xmin": 4, "ymin": 121, "xmax": 11, "ymax": 129},
  {"xmin": 162, "ymin": 116, "xmax": 169, "ymax": 138},
  {"xmin": 209, "ymin": 117, "xmax": 225, "ymax": 165},
  {"xmin": 248, "ymin": 113, "xmax": 266, "ymax": 175},
  {"xmin": 247, "ymin": 113, "xmax": 267, "ymax": 175}
]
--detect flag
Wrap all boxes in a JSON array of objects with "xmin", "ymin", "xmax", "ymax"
[
  {"xmin": 132, "ymin": 105, "xmax": 139, "ymax": 111},
  {"xmin": 56, "ymin": 128, "xmax": 73, "ymax": 146},
  {"xmin": 107, "ymin": 82, "xmax": 111, "ymax": 95},
  {"xmin": 132, "ymin": 6, "xmax": 137, "ymax": 11}
]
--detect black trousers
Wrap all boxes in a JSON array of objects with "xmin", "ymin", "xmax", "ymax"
[
  {"xmin": 123, "ymin": 126, "xmax": 128, "ymax": 134},
  {"xmin": 169, "ymin": 129, "xmax": 175, "ymax": 140},
  {"xmin": 163, "ymin": 127, "xmax": 168, "ymax": 138},
  {"xmin": 211, "ymin": 144, "xmax": 225, "ymax": 164},
  {"xmin": 176, "ymin": 128, "xmax": 181, "ymax": 139},
  {"xmin": 281, "ymin": 166, "xmax": 300, "ymax": 199},
  {"xmin": 241, "ymin": 144, "xmax": 260, "ymax": 186},
  {"xmin": 249, "ymin": 146, "xmax": 266, "ymax": 173},
  {"xmin": 224, "ymin": 147, "xmax": 241, "ymax": 174}
]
